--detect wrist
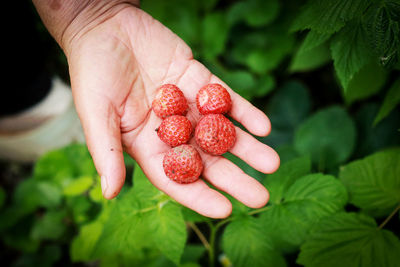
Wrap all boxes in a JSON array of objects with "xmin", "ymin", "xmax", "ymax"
[{"xmin": 32, "ymin": 0, "xmax": 140, "ymax": 55}]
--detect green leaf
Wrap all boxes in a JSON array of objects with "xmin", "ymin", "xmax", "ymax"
[
  {"xmin": 254, "ymin": 75, "xmax": 276, "ymax": 97},
  {"xmin": 339, "ymin": 148, "xmax": 400, "ymax": 217},
  {"xmin": 219, "ymin": 68, "xmax": 274, "ymax": 101},
  {"xmin": 141, "ymin": 0, "xmax": 201, "ymax": 47},
  {"xmin": 227, "ymin": 0, "xmax": 279, "ymax": 27},
  {"xmin": 331, "ymin": 21, "xmax": 373, "ymax": 90},
  {"xmin": 294, "ymin": 106, "xmax": 356, "ymax": 169},
  {"xmin": 244, "ymin": 0, "xmax": 280, "ymax": 27},
  {"xmin": 94, "ymin": 165, "xmax": 187, "ymax": 264},
  {"xmin": 132, "ymin": 163, "xmax": 160, "ymax": 199},
  {"xmin": 267, "ymin": 81, "xmax": 312, "ymax": 131},
  {"xmin": 70, "ymin": 207, "xmax": 111, "ymax": 262},
  {"xmin": 202, "ymin": 0, "xmax": 218, "ymax": 11},
  {"xmin": 202, "ymin": 12, "xmax": 230, "ymax": 60},
  {"xmin": 94, "ymin": 199, "xmax": 154, "ymax": 258},
  {"xmin": 63, "ymin": 175, "xmax": 94, "ymax": 196},
  {"xmin": 89, "ymin": 180, "xmax": 104, "ymax": 203},
  {"xmin": 354, "ymin": 103, "xmax": 400, "ymax": 158},
  {"xmin": 2, "ymin": 217, "xmax": 40, "ymax": 253},
  {"xmin": 11, "ymin": 245, "xmax": 61, "ymax": 267},
  {"xmin": 262, "ymin": 81, "xmax": 311, "ymax": 148},
  {"xmin": 0, "ymin": 179, "xmax": 62, "ymax": 231},
  {"xmin": 364, "ymin": 0, "xmax": 400, "ymax": 67},
  {"xmin": 181, "ymin": 244, "xmax": 206, "ymax": 264},
  {"xmin": 31, "ymin": 210, "xmax": 67, "ymax": 240},
  {"xmin": 374, "ymin": 79, "xmax": 400, "ymax": 125},
  {"xmin": 66, "ymin": 195, "xmax": 93, "ymax": 224},
  {"xmin": 246, "ymin": 43, "xmax": 294, "ymax": 74},
  {"xmin": 71, "ymin": 222, "xmax": 103, "ymax": 261},
  {"xmin": 15, "ymin": 179, "xmax": 61, "ymax": 212},
  {"xmin": 226, "ymin": 1, "xmax": 248, "ymax": 25},
  {"xmin": 150, "ymin": 202, "xmax": 187, "ymax": 265},
  {"xmin": 260, "ymin": 174, "xmax": 348, "ymax": 252},
  {"xmin": 231, "ymin": 29, "xmax": 295, "ymax": 74},
  {"xmin": 297, "ymin": 212, "xmax": 400, "ymax": 267},
  {"xmin": 291, "ymin": 0, "xmax": 369, "ymax": 34},
  {"xmin": 223, "ymin": 70, "xmax": 257, "ymax": 100},
  {"xmin": 222, "ymin": 216, "xmax": 286, "ymax": 267},
  {"xmin": 343, "ymin": 62, "xmax": 387, "ymax": 105},
  {"xmin": 39, "ymin": 245, "xmax": 62, "ymax": 267},
  {"xmin": 290, "ymin": 42, "xmax": 331, "ymax": 72},
  {"xmin": 298, "ymin": 30, "xmax": 332, "ymax": 53},
  {"xmin": 33, "ymin": 144, "xmax": 96, "ymax": 188},
  {"xmin": 275, "ymin": 145, "xmax": 300, "ymax": 164},
  {"xmin": 264, "ymin": 156, "xmax": 312, "ymax": 204}
]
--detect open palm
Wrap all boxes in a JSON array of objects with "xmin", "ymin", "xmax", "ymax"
[{"xmin": 67, "ymin": 4, "xmax": 279, "ymax": 218}]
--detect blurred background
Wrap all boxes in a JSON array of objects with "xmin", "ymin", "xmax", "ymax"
[{"xmin": 0, "ymin": 0, "xmax": 399, "ymax": 266}]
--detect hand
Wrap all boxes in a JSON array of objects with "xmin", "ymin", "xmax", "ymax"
[{"xmin": 65, "ymin": 4, "xmax": 280, "ymax": 218}]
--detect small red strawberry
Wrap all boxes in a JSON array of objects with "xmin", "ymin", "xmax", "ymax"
[
  {"xmin": 196, "ymin": 83, "xmax": 232, "ymax": 115},
  {"xmin": 157, "ymin": 115, "xmax": 192, "ymax": 147},
  {"xmin": 163, "ymin": 144, "xmax": 203, "ymax": 184},
  {"xmin": 152, "ymin": 84, "xmax": 188, "ymax": 119},
  {"xmin": 195, "ymin": 114, "xmax": 236, "ymax": 155}
]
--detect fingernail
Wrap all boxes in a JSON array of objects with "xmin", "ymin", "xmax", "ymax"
[{"xmin": 101, "ymin": 175, "xmax": 109, "ymax": 197}]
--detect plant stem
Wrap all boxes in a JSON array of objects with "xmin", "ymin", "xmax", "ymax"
[
  {"xmin": 378, "ymin": 203, "xmax": 400, "ymax": 229},
  {"xmin": 194, "ymin": 205, "xmax": 272, "ymax": 267},
  {"xmin": 187, "ymin": 222, "xmax": 210, "ymax": 250},
  {"xmin": 248, "ymin": 205, "xmax": 271, "ymax": 216},
  {"xmin": 214, "ymin": 205, "xmax": 271, "ymax": 230},
  {"xmin": 137, "ymin": 206, "xmax": 157, "ymax": 214},
  {"xmin": 215, "ymin": 217, "xmax": 233, "ymax": 231},
  {"xmin": 208, "ymin": 224, "xmax": 217, "ymax": 267}
]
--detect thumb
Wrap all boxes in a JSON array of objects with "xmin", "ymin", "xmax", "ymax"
[{"xmin": 71, "ymin": 77, "xmax": 126, "ymax": 199}]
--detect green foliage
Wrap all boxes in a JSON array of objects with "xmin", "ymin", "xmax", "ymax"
[
  {"xmin": 298, "ymin": 212, "xmax": 400, "ymax": 267},
  {"xmin": 354, "ymin": 103, "xmax": 400, "ymax": 157},
  {"xmin": 93, "ymin": 164, "xmax": 187, "ymax": 265},
  {"xmin": 294, "ymin": 106, "xmax": 356, "ymax": 170},
  {"xmin": 232, "ymin": 29, "xmax": 295, "ymax": 74},
  {"xmin": 330, "ymin": 20, "xmax": 373, "ymax": 90},
  {"xmin": 290, "ymin": 42, "xmax": 331, "ymax": 72},
  {"xmin": 222, "ymin": 216, "xmax": 286, "ymax": 267},
  {"xmin": 70, "ymin": 208, "xmax": 109, "ymax": 262},
  {"xmin": 31, "ymin": 210, "xmax": 67, "ymax": 241},
  {"xmin": 263, "ymin": 81, "xmax": 312, "ymax": 148},
  {"xmin": 228, "ymin": 0, "xmax": 280, "ymax": 27},
  {"xmin": 339, "ymin": 148, "xmax": 400, "ymax": 217},
  {"xmin": 374, "ymin": 78, "xmax": 400, "ymax": 125},
  {"xmin": 291, "ymin": 0, "xmax": 369, "ymax": 34},
  {"xmin": 298, "ymin": 30, "xmax": 332, "ymax": 53},
  {"xmin": 3, "ymin": 0, "xmax": 400, "ymax": 266},
  {"xmin": 261, "ymin": 173, "xmax": 348, "ymax": 251},
  {"xmin": 343, "ymin": 62, "xmax": 387, "ymax": 105},
  {"xmin": 63, "ymin": 175, "xmax": 94, "ymax": 196},
  {"xmin": 202, "ymin": 12, "xmax": 230, "ymax": 60},
  {"xmin": 364, "ymin": 0, "xmax": 400, "ymax": 67},
  {"xmin": 264, "ymin": 156, "xmax": 312, "ymax": 204}
]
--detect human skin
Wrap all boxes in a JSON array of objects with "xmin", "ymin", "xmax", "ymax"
[{"xmin": 32, "ymin": 0, "xmax": 280, "ymax": 218}]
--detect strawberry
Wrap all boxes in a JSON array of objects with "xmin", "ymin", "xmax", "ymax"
[
  {"xmin": 152, "ymin": 84, "xmax": 188, "ymax": 119},
  {"xmin": 163, "ymin": 144, "xmax": 203, "ymax": 183},
  {"xmin": 157, "ymin": 115, "xmax": 192, "ymax": 147},
  {"xmin": 196, "ymin": 83, "xmax": 232, "ymax": 115},
  {"xmin": 195, "ymin": 114, "xmax": 236, "ymax": 155}
]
